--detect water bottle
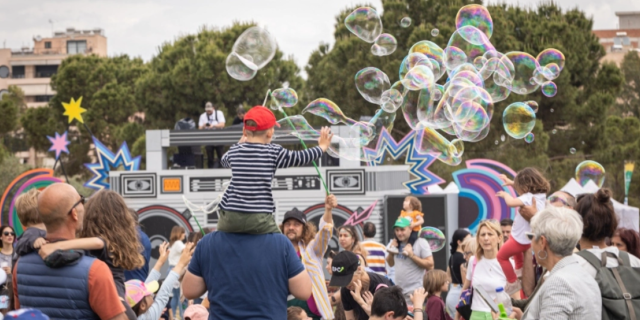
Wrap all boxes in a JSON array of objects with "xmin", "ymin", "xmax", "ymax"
[{"xmin": 495, "ymin": 287, "xmax": 513, "ymax": 316}]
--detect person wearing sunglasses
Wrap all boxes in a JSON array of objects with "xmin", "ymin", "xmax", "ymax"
[{"xmin": 0, "ymin": 225, "xmax": 15, "ymax": 312}]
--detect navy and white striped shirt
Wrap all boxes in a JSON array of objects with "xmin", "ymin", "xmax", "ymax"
[{"xmin": 220, "ymin": 143, "xmax": 323, "ymax": 213}]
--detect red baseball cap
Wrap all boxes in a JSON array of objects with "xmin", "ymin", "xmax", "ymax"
[{"xmin": 244, "ymin": 105, "xmax": 281, "ymax": 131}]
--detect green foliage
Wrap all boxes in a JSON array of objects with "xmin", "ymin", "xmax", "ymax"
[
  {"xmin": 137, "ymin": 24, "xmax": 304, "ymax": 129},
  {"xmin": 0, "ymin": 156, "xmax": 29, "ymax": 197},
  {"xmin": 617, "ymin": 51, "xmax": 640, "ymax": 117},
  {"xmin": 0, "ymin": 86, "xmax": 26, "ymax": 137}
]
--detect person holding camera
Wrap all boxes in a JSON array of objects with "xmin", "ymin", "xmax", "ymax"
[{"xmin": 198, "ymin": 102, "xmax": 225, "ymax": 168}]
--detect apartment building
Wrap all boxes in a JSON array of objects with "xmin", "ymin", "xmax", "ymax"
[
  {"xmin": 593, "ymin": 12, "xmax": 640, "ymax": 65},
  {"xmin": 0, "ymin": 28, "xmax": 107, "ymax": 166}
]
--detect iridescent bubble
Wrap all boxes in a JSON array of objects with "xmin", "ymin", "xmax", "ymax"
[
  {"xmin": 419, "ymin": 226, "xmax": 446, "ymax": 252},
  {"xmin": 232, "ymin": 26, "xmax": 277, "ymax": 70},
  {"xmin": 270, "ymin": 88, "xmax": 298, "ymax": 109},
  {"xmin": 570, "ymin": 147, "xmax": 576, "ymax": 154},
  {"xmin": 444, "ymin": 46, "xmax": 467, "ymax": 71},
  {"xmin": 550, "ymin": 108, "xmax": 554, "ymax": 113},
  {"xmin": 433, "ymin": 84, "xmax": 444, "ymax": 101},
  {"xmin": 541, "ymin": 81, "xmax": 557, "ymax": 97},
  {"xmin": 450, "ymin": 139, "xmax": 464, "ymax": 157},
  {"xmin": 431, "ymin": 29, "xmax": 440, "ymax": 37},
  {"xmin": 302, "ymin": 98, "xmax": 349, "ymax": 124},
  {"xmin": 344, "ymin": 7, "xmax": 383, "ymax": 43},
  {"xmin": 575, "ymin": 160, "xmax": 606, "ymax": 188},
  {"xmin": 537, "ymin": 49, "xmax": 565, "ymax": 80},
  {"xmin": 355, "ymin": 67, "xmax": 391, "ymax": 104},
  {"xmin": 455, "ymin": 4, "xmax": 494, "ymax": 39},
  {"xmin": 552, "ymin": 129, "xmax": 557, "ymax": 134},
  {"xmin": 402, "ymin": 65, "xmax": 435, "ymax": 91},
  {"xmin": 446, "ymin": 25, "xmax": 495, "ymax": 68},
  {"xmin": 524, "ymin": 132, "xmax": 535, "ymax": 143},
  {"xmin": 399, "ymin": 53, "xmax": 432, "ymax": 80},
  {"xmin": 502, "ymin": 102, "xmax": 536, "ymax": 139},
  {"xmin": 274, "ymin": 115, "xmax": 318, "ymax": 138},
  {"xmin": 350, "ymin": 121, "xmax": 377, "ymax": 145},
  {"xmin": 525, "ymin": 100, "xmax": 539, "ymax": 113},
  {"xmin": 408, "ymin": 41, "xmax": 446, "ymax": 80},
  {"xmin": 371, "ymin": 33, "xmax": 398, "ymax": 56},
  {"xmin": 501, "ymin": 134, "xmax": 505, "ymax": 142},
  {"xmin": 225, "ymin": 52, "xmax": 257, "ymax": 81},
  {"xmin": 400, "ymin": 17, "xmax": 412, "ymax": 28},
  {"xmin": 380, "ymin": 89, "xmax": 404, "ymax": 112},
  {"xmin": 498, "ymin": 52, "xmax": 541, "ymax": 95},
  {"xmin": 415, "ymin": 126, "xmax": 462, "ymax": 166}
]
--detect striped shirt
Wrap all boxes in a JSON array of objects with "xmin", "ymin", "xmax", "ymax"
[
  {"xmin": 361, "ymin": 240, "xmax": 387, "ymax": 275},
  {"xmin": 298, "ymin": 218, "xmax": 334, "ymax": 319},
  {"xmin": 220, "ymin": 143, "xmax": 322, "ymax": 213}
]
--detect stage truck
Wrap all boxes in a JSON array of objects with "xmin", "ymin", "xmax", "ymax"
[{"xmin": 109, "ymin": 125, "xmax": 458, "ymax": 270}]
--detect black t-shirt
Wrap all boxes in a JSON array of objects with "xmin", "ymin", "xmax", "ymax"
[
  {"xmin": 341, "ymin": 272, "xmax": 393, "ymax": 320},
  {"xmin": 449, "ymin": 252, "xmax": 466, "ymax": 285},
  {"xmin": 232, "ymin": 116, "xmax": 243, "ymax": 125}
]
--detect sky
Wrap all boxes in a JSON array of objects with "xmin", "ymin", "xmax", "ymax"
[{"xmin": 0, "ymin": 0, "xmax": 638, "ymax": 72}]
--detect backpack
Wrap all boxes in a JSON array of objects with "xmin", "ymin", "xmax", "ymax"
[{"xmin": 576, "ymin": 250, "xmax": 640, "ymax": 320}]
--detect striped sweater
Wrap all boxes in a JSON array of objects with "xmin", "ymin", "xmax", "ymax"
[
  {"xmin": 220, "ymin": 143, "xmax": 323, "ymax": 213},
  {"xmin": 361, "ymin": 240, "xmax": 387, "ymax": 275}
]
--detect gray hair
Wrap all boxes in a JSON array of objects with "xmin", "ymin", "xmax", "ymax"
[{"xmin": 530, "ymin": 205, "xmax": 583, "ymax": 257}]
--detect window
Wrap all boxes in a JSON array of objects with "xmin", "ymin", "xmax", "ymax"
[
  {"xmin": 44, "ymin": 41, "xmax": 51, "ymax": 49},
  {"xmin": 35, "ymin": 65, "xmax": 58, "ymax": 78},
  {"xmin": 67, "ymin": 40, "xmax": 87, "ymax": 54},
  {"xmin": 34, "ymin": 95, "xmax": 53, "ymax": 102},
  {"xmin": 12, "ymin": 66, "xmax": 25, "ymax": 78}
]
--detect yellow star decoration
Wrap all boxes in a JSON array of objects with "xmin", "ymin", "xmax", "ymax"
[{"xmin": 62, "ymin": 97, "xmax": 86, "ymax": 124}]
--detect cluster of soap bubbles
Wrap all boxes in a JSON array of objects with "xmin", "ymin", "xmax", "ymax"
[
  {"xmin": 226, "ymin": 4, "xmax": 566, "ymax": 165},
  {"xmin": 345, "ymin": 7, "xmax": 398, "ymax": 57},
  {"xmin": 576, "ymin": 160, "xmax": 606, "ymax": 188},
  {"xmin": 226, "ymin": 26, "xmax": 277, "ymax": 81}
]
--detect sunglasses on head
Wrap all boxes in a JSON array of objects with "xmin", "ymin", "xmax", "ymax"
[
  {"xmin": 3, "ymin": 232, "xmax": 14, "ymax": 237},
  {"xmin": 548, "ymin": 194, "xmax": 569, "ymax": 206},
  {"xmin": 525, "ymin": 232, "xmax": 536, "ymax": 241}
]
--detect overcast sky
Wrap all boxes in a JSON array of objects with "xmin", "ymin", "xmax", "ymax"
[{"xmin": 1, "ymin": 0, "xmax": 638, "ymax": 72}]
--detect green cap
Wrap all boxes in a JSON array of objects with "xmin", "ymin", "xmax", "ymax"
[{"xmin": 394, "ymin": 217, "xmax": 412, "ymax": 228}]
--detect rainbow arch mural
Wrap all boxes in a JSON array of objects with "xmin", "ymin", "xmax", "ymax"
[
  {"xmin": 453, "ymin": 159, "xmax": 518, "ymax": 233},
  {"xmin": 0, "ymin": 169, "xmax": 63, "ymax": 235}
]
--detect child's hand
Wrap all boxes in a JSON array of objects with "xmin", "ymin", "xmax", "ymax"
[
  {"xmin": 499, "ymin": 174, "xmax": 514, "ymax": 186},
  {"xmin": 410, "ymin": 287, "xmax": 427, "ymax": 308},
  {"xmin": 177, "ymin": 242, "xmax": 195, "ymax": 269},
  {"xmin": 38, "ymin": 243, "xmax": 60, "ymax": 260},
  {"xmin": 318, "ymin": 127, "xmax": 334, "ymax": 152},
  {"xmin": 158, "ymin": 241, "xmax": 170, "ymax": 263},
  {"xmin": 33, "ymin": 237, "xmax": 47, "ymax": 249},
  {"xmin": 496, "ymin": 191, "xmax": 508, "ymax": 198}
]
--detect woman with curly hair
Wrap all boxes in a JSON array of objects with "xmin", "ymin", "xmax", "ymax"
[
  {"xmin": 611, "ymin": 228, "xmax": 640, "ymax": 259},
  {"xmin": 39, "ymin": 190, "xmax": 144, "ymax": 319}
]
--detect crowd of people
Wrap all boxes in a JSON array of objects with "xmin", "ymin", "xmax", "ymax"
[{"xmin": 2, "ymin": 104, "xmax": 639, "ymax": 320}]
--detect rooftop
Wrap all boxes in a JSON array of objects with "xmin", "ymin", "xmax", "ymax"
[
  {"xmin": 592, "ymin": 29, "xmax": 640, "ymax": 38},
  {"xmin": 616, "ymin": 12, "xmax": 640, "ymax": 16}
]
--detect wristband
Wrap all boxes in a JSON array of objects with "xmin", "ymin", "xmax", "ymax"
[{"xmin": 413, "ymin": 308, "xmax": 423, "ymax": 313}]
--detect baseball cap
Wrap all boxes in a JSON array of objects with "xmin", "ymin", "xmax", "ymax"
[
  {"xmin": 244, "ymin": 106, "xmax": 281, "ymax": 131},
  {"xmin": 394, "ymin": 217, "xmax": 412, "ymax": 228},
  {"xmin": 283, "ymin": 208, "xmax": 306, "ymax": 225},
  {"xmin": 183, "ymin": 304, "xmax": 209, "ymax": 320},
  {"xmin": 125, "ymin": 280, "xmax": 159, "ymax": 307},
  {"xmin": 5, "ymin": 309, "xmax": 50, "ymax": 320},
  {"xmin": 329, "ymin": 251, "xmax": 361, "ymax": 287}
]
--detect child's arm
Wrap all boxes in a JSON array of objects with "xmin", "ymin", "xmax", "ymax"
[
  {"xmin": 146, "ymin": 242, "xmax": 170, "ymax": 283},
  {"xmin": 496, "ymin": 191, "xmax": 525, "ymax": 207},
  {"xmin": 410, "ymin": 215, "xmax": 424, "ymax": 229},
  {"xmin": 499, "ymin": 174, "xmax": 514, "ymax": 186},
  {"xmin": 275, "ymin": 127, "xmax": 332, "ymax": 169},
  {"xmin": 38, "ymin": 237, "xmax": 104, "ymax": 260}
]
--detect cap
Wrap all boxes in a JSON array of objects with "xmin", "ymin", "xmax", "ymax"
[
  {"xmin": 244, "ymin": 106, "xmax": 280, "ymax": 131},
  {"xmin": 283, "ymin": 208, "xmax": 306, "ymax": 225},
  {"xmin": 125, "ymin": 280, "xmax": 159, "ymax": 307},
  {"xmin": 394, "ymin": 216, "xmax": 412, "ymax": 228},
  {"xmin": 329, "ymin": 251, "xmax": 361, "ymax": 287},
  {"xmin": 183, "ymin": 304, "xmax": 209, "ymax": 320},
  {"xmin": 5, "ymin": 309, "xmax": 50, "ymax": 320}
]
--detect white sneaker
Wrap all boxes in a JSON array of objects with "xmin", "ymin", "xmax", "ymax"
[
  {"xmin": 387, "ymin": 246, "xmax": 399, "ymax": 254},
  {"xmin": 515, "ymin": 268, "xmax": 523, "ymax": 278},
  {"xmin": 505, "ymin": 280, "xmax": 521, "ymax": 295}
]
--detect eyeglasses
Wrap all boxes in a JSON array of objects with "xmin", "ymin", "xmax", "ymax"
[
  {"xmin": 3, "ymin": 232, "xmax": 15, "ymax": 237},
  {"xmin": 525, "ymin": 232, "xmax": 536, "ymax": 241},
  {"xmin": 464, "ymin": 251, "xmax": 473, "ymax": 255},
  {"xmin": 548, "ymin": 195, "xmax": 569, "ymax": 207},
  {"xmin": 68, "ymin": 195, "xmax": 85, "ymax": 214}
]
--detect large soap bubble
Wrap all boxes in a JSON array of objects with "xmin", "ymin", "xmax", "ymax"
[
  {"xmin": 355, "ymin": 67, "xmax": 391, "ymax": 104},
  {"xmin": 345, "ymin": 7, "xmax": 383, "ymax": 43},
  {"xmin": 420, "ymin": 227, "xmax": 446, "ymax": 252},
  {"xmin": 371, "ymin": 33, "xmax": 398, "ymax": 56},
  {"xmin": 232, "ymin": 26, "xmax": 277, "ymax": 70},
  {"xmin": 270, "ymin": 88, "xmax": 298, "ymax": 109},
  {"xmin": 502, "ymin": 102, "xmax": 536, "ymax": 139},
  {"xmin": 225, "ymin": 52, "xmax": 258, "ymax": 81},
  {"xmin": 576, "ymin": 160, "xmax": 606, "ymax": 188},
  {"xmin": 302, "ymin": 98, "xmax": 350, "ymax": 124},
  {"xmin": 455, "ymin": 4, "xmax": 494, "ymax": 39}
]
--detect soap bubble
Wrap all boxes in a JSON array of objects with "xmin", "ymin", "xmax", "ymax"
[
  {"xmin": 371, "ymin": 33, "xmax": 398, "ymax": 56},
  {"xmin": 274, "ymin": 115, "xmax": 317, "ymax": 138},
  {"xmin": 355, "ymin": 67, "xmax": 391, "ymax": 104},
  {"xmin": 302, "ymin": 98, "xmax": 349, "ymax": 124},
  {"xmin": 380, "ymin": 89, "xmax": 404, "ymax": 112},
  {"xmin": 552, "ymin": 129, "xmax": 557, "ymax": 134},
  {"xmin": 501, "ymin": 134, "xmax": 505, "ymax": 142},
  {"xmin": 451, "ymin": 139, "xmax": 464, "ymax": 157},
  {"xmin": 525, "ymin": 101, "xmax": 539, "ymax": 113},
  {"xmin": 431, "ymin": 28, "xmax": 440, "ymax": 37},
  {"xmin": 495, "ymin": 140, "xmax": 499, "ymax": 145},
  {"xmin": 225, "ymin": 52, "xmax": 258, "ymax": 81},
  {"xmin": 498, "ymin": 52, "xmax": 540, "ymax": 95},
  {"xmin": 402, "ymin": 65, "xmax": 436, "ymax": 91},
  {"xmin": 524, "ymin": 132, "xmax": 534, "ymax": 143},
  {"xmin": 537, "ymin": 49, "xmax": 565, "ymax": 80},
  {"xmin": 455, "ymin": 4, "xmax": 494, "ymax": 39},
  {"xmin": 408, "ymin": 41, "xmax": 446, "ymax": 80},
  {"xmin": 503, "ymin": 102, "xmax": 536, "ymax": 139},
  {"xmin": 575, "ymin": 160, "xmax": 606, "ymax": 188},
  {"xmin": 400, "ymin": 17, "xmax": 412, "ymax": 28},
  {"xmin": 541, "ymin": 81, "xmax": 557, "ymax": 97},
  {"xmin": 232, "ymin": 26, "xmax": 277, "ymax": 70},
  {"xmin": 446, "ymin": 26, "xmax": 495, "ymax": 68},
  {"xmin": 415, "ymin": 126, "xmax": 462, "ymax": 166},
  {"xmin": 419, "ymin": 227, "xmax": 446, "ymax": 252},
  {"xmin": 345, "ymin": 7, "xmax": 383, "ymax": 43},
  {"xmin": 570, "ymin": 148, "xmax": 576, "ymax": 154},
  {"xmin": 270, "ymin": 88, "xmax": 298, "ymax": 109}
]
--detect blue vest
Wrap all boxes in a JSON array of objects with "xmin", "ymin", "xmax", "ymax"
[{"xmin": 16, "ymin": 252, "xmax": 99, "ymax": 320}]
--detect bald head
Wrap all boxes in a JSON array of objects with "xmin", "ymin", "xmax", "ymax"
[{"xmin": 38, "ymin": 183, "xmax": 82, "ymax": 232}]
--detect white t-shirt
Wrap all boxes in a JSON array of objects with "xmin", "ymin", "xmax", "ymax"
[
  {"xmin": 512, "ymin": 193, "xmax": 546, "ymax": 245},
  {"xmin": 168, "ymin": 240, "xmax": 186, "ymax": 266},
  {"xmin": 388, "ymin": 238, "xmax": 432, "ymax": 295},
  {"xmin": 466, "ymin": 256, "xmax": 507, "ymax": 313},
  {"xmin": 576, "ymin": 246, "xmax": 640, "ymax": 277},
  {"xmin": 198, "ymin": 110, "xmax": 226, "ymax": 128}
]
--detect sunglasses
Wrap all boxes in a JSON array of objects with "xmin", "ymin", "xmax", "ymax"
[
  {"xmin": 68, "ymin": 195, "xmax": 85, "ymax": 214},
  {"xmin": 3, "ymin": 232, "xmax": 15, "ymax": 237},
  {"xmin": 548, "ymin": 195, "xmax": 569, "ymax": 207},
  {"xmin": 525, "ymin": 232, "xmax": 536, "ymax": 241}
]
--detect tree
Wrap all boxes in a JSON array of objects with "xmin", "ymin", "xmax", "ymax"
[
  {"xmin": 617, "ymin": 51, "xmax": 640, "ymax": 117},
  {"xmin": 21, "ymin": 54, "xmax": 148, "ymax": 176},
  {"xmin": 136, "ymin": 24, "xmax": 304, "ymax": 129}
]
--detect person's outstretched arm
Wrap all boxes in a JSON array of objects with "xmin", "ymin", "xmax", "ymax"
[
  {"xmin": 309, "ymin": 194, "xmax": 337, "ymax": 258},
  {"xmin": 145, "ymin": 242, "xmax": 170, "ymax": 283},
  {"xmin": 276, "ymin": 127, "xmax": 332, "ymax": 168}
]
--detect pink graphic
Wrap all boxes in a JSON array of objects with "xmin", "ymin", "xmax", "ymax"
[
  {"xmin": 47, "ymin": 131, "xmax": 70, "ymax": 159},
  {"xmin": 344, "ymin": 200, "xmax": 377, "ymax": 226}
]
